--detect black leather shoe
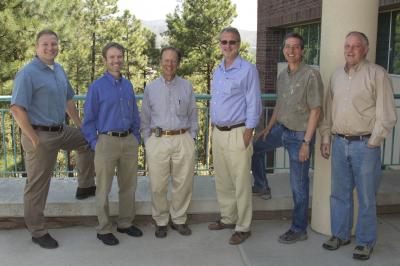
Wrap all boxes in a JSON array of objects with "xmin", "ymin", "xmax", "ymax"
[
  {"xmin": 32, "ymin": 233, "xmax": 59, "ymax": 249},
  {"xmin": 155, "ymin": 225, "xmax": 167, "ymax": 238},
  {"xmin": 117, "ymin": 225, "xmax": 143, "ymax": 237},
  {"xmin": 97, "ymin": 233, "xmax": 119, "ymax": 246},
  {"xmin": 75, "ymin": 186, "xmax": 96, "ymax": 199},
  {"xmin": 171, "ymin": 223, "xmax": 192, "ymax": 236}
]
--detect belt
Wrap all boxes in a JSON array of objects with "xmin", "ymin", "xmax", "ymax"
[
  {"xmin": 336, "ymin": 134, "xmax": 371, "ymax": 141},
  {"xmin": 215, "ymin": 122, "xmax": 246, "ymax": 131},
  {"xmin": 101, "ymin": 130, "xmax": 131, "ymax": 137},
  {"xmin": 32, "ymin": 125, "xmax": 63, "ymax": 132},
  {"xmin": 151, "ymin": 128, "xmax": 188, "ymax": 136}
]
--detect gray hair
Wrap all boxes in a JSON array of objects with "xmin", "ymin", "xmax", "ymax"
[
  {"xmin": 219, "ymin": 27, "xmax": 241, "ymax": 43},
  {"xmin": 346, "ymin": 31, "xmax": 369, "ymax": 47}
]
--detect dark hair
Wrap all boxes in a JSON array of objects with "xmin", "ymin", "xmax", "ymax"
[
  {"xmin": 36, "ymin": 29, "xmax": 58, "ymax": 44},
  {"xmin": 160, "ymin": 46, "xmax": 182, "ymax": 63},
  {"xmin": 346, "ymin": 31, "xmax": 369, "ymax": 47},
  {"xmin": 282, "ymin": 32, "xmax": 304, "ymax": 49},
  {"xmin": 219, "ymin": 27, "xmax": 241, "ymax": 43},
  {"xmin": 102, "ymin": 42, "xmax": 125, "ymax": 58}
]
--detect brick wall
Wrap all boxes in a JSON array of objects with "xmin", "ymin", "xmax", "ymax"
[
  {"xmin": 256, "ymin": 0, "xmax": 321, "ymax": 92},
  {"xmin": 256, "ymin": 0, "xmax": 400, "ymax": 91}
]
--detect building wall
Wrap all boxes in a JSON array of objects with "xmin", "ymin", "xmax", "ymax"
[{"xmin": 257, "ymin": 0, "xmax": 400, "ymax": 91}]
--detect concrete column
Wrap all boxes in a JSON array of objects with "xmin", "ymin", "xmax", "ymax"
[{"xmin": 311, "ymin": 0, "xmax": 379, "ymax": 235}]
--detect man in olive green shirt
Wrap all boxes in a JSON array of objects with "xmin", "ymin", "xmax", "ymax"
[
  {"xmin": 251, "ymin": 32, "xmax": 323, "ymax": 244},
  {"xmin": 320, "ymin": 31, "xmax": 397, "ymax": 260}
]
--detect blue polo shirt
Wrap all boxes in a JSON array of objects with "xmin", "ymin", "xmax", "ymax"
[
  {"xmin": 11, "ymin": 57, "xmax": 74, "ymax": 126},
  {"xmin": 82, "ymin": 72, "xmax": 141, "ymax": 150}
]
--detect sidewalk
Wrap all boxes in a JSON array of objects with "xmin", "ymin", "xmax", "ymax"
[{"xmin": 1, "ymin": 214, "xmax": 399, "ymax": 266}]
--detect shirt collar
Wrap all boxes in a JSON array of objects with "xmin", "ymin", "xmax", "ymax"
[
  {"xmin": 287, "ymin": 62, "xmax": 305, "ymax": 75},
  {"xmin": 105, "ymin": 71, "xmax": 123, "ymax": 84},
  {"xmin": 219, "ymin": 55, "xmax": 242, "ymax": 71},
  {"xmin": 160, "ymin": 75, "xmax": 178, "ymax": 86},
  {"xmin": 32, "ymin": 56, "xmax": 55, "ymax": 70},
  {"xmin": 344, "ymin": 59, "xmax": 367, "ymax": 75}
]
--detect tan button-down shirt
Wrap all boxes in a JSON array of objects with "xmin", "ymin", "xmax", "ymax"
[
  {"xmin": 320, "ymin": 60, "xmax": 397, "ymax": 146},
  {"xmin": 276, "ymin": 63, "xmax": 323, "ymax": 131}
]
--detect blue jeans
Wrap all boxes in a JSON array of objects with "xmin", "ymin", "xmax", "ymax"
[
  {"xmin": 330, "ymin": 135, "xmax": 381, "ymax": 248},
  {"xmin": 252, "ymin": 123, "xmax": 313, "ymax": 232}
]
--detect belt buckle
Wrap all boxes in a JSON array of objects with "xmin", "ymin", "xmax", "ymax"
[{"xmin": 154, "ymin": 127, "xmax": 162, "ymax": 137}]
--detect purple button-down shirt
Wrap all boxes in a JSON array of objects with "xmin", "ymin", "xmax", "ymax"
[
  {"xmin": 210, "ymin": 56, "xmax": 261, "ymax": 128},
  {"xmin": 82, "ymin": 72, "xmax": 140, "ymax": 150}
]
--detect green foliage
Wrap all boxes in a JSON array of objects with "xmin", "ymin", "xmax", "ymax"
[
  {"xmin": 0, "ymin": 0, "xmax": 247, "ymax": 176},
  {"xmin": 165, "ymin": 0, "xmax": 237, "ymax": 94}
]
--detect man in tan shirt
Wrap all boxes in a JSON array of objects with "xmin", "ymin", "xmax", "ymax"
[{"xmin": 320, "ymin": 31, "xmax": 397, "ymax": 260}]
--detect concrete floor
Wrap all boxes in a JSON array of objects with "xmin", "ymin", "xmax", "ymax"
[{"xmin": 0, "ymin": 214, "xmax": 399, "ymax": 266}]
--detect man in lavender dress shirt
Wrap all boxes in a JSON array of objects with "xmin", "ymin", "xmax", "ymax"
[{"xmin": 208, "ymin": 27, "xmax": 262, "ymax": 245}]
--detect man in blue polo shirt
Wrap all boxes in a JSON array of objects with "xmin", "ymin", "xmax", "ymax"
[
  {"xmin": 208, "ymin": 27, "xmax": 262, "ymax": 245},
  {"xmin": 82, "ymin": 42, "xmax": 142, "ymax": 246},
  {"xmin": 11, "ymin": 29, "xmax": 95, "ymax": 249}
]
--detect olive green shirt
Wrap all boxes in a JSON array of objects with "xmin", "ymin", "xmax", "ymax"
[{"xmin": 276, "ymin": 63, "xmax": 323, "ymax": 131}]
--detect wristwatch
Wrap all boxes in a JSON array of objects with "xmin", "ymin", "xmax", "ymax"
[{"xmin": 302, "ymin": 139, "xmax": 311, "ymax": 145}]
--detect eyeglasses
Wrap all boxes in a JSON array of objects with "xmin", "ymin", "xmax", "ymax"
[{"xmin": 220, "ymin": 40, "xmax": 239, "ymax": 45}]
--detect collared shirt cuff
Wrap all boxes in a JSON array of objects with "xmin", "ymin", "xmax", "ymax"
[
  {"xmin": 321, "ymin": 134, "xmax": 331, "ymax": 144},
  {"xmin": 368, "ymin": 135, "xmax": 383, "ymax": 147}
]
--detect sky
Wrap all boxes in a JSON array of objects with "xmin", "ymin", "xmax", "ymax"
[{"xmin": 117, "ymin": 0, "xmax": 257, "ymax": 31}]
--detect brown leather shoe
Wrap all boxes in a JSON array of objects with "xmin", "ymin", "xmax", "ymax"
[
  {"xmin": 208, "ymin": 220, "xmax": 235, "ymax": 230},
  {"xmin": 229, "ymin": 231, "xmax": 251, "ymax": 245}
]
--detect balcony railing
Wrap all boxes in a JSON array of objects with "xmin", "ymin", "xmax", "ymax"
[{"xmin": 0, "ymin": 94, "xmax": 399, "ymax": 177}]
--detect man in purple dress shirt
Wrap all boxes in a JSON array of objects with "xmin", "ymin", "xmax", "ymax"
[
  {"xmin": 208, "ymin": 27, "xmax": 262, "ymax": 245},
  {"xmin": 83, "ymin": 42, "xmax": 142, "ymax": 246}
]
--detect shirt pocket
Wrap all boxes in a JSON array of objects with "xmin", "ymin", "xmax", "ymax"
[
  {"xmin": 176, "ymin": 98, "xmax": 188, "ymax": 116},
  {"xmin": 222, "ymin": 79, "xmax": 241, "ymax": 95}
]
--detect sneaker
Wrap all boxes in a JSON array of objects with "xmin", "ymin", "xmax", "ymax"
[
  {"xmin": 322, "ymin": 236, "xmax": 350, "ymax": 250},
  {"xmin": 32, "ymin": 233, "xmax": 59, "ymax": 249},
  {"xmin": 278, "ymin": 229, "xmax": 308, "ymax": 244},
  {"xmin": 155, "ymin": 225, "xmax": 168, "ymax": 238},
  {"xmin": 117, "ymin": 225, "xmax": 143, "ymax": 237},
  {"xmin": 75, "ymin": 186, "xmax": 96, "ymax": 199},
  {"xmin": 252, "ymin": 186, "xmax": 272, "ymax": 200},
  {"xmin": 353, "ymin": 245, "xmax": 373, "ymax": 260},
  {"xmin": 97, "ymin": 233, "xmax": 119, "ymax": 246},
  {"xmin": 170, "ymin": 223, "xmax": 192, "ymax": 236}
]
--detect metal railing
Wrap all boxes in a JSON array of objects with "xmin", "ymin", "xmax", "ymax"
[{"xmin": 0, "ymin": 94, "xmax": 399, "ymax": 177}]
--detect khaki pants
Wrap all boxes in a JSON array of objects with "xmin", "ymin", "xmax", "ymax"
[
  {"xmin": 94, "ymin": 134, "xmax": 138, "ymax": 234},
  {"xmin": 21, "ymin": 125, "xmax": 95, "ymax": 237},
  {"xmin": 212, "ymin": 126, "xmax": 253, "ymax": 232},
  {"xmin": 145, "ymin": 132, "xmax": 195, "ymax": 226}
]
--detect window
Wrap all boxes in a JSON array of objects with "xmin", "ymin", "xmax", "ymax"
[{"xmin": 377, "ymin": 10, "xmax": 400, "ymax": 74}]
